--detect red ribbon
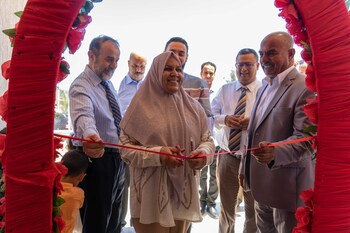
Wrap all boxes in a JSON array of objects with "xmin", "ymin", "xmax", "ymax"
[{"xmin": 54, "ymin": 133, "xmax": 315, "ymax": 160}]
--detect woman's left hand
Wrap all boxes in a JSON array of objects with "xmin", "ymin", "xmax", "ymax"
[{"xmin": 187, "ymin": 150, "xmax": 206, "ymax": 170}]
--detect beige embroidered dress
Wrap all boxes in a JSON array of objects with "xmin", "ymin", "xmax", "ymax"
[{"xmin": 119, "ymin": 52, "xmax": 214, "ymax": 227}]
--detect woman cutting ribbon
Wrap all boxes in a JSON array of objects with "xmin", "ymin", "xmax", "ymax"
[{"xmin": 119, "ymin": 51, "xmax": 215, "ymax": 233}]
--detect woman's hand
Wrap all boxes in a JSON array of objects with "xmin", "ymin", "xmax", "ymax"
[
  {"xmin": 160, "ymin": 146, "xmax": 184, "ymax": 168},
  {"xmin": 187, "ymin": 150, "xmax": 207, "ymax": 170}
]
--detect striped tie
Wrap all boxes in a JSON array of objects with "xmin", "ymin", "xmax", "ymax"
[
  {"xmin": 228, "ymin": 87, "xmax": 247, "ymax": 154},
  {"xmin": 101, "ymin": 80, "xmax": 122, "ymax": 136}
]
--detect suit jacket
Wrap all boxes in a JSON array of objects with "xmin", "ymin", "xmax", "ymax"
[
  {"xmin": 182, "ymin": 73, "xmax": 212, "ymax": 117},
  {"xmin": 244, "ymin": 67, "xmax": 315, "ymax": 212}
]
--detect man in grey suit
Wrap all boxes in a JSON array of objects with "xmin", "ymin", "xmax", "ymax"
[{"xmin": 240, "ymin": 31, "xmax": 316, "ymax": 233}]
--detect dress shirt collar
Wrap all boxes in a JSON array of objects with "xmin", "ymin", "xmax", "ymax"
[
  {"xmin": 263, "ymin": 65, "xmax": 294, "ymax": 86},
  {"xmin": 235, "ymin": 82, "xmax": 245, "ymax": 92},
  {"xmin": 236, "ymin": 79, "xmax": 259, "ymax": 92},
  {"xmin": 125, "ymin": 74, "xmax": 142, "ymax": 85},
  {"xmin": 84, "ymin": 65, "xmax": 104, "ymax": 87}
]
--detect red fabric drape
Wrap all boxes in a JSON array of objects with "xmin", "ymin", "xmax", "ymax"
[
  {"xmin": 3, "ymin": 0, "xmax": 85, "ymax": 232},
  {"xmin": 2, "ymin": 0, "xmax": 350, "ymax": 232},
  {"xmin": 294, "ymin": 0, "xmax": 350, "ymax": 232}
]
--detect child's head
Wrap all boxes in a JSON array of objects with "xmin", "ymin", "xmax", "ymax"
[{"xmin": 61, "ymin": 149, "xmax": 89, "ymax": 186}]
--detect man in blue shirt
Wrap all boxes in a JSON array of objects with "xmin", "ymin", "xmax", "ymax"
[
  {"xmin": 118, "ymin": 52, "xmax": 147, "ymax": 229},
  {"xmin": 118, "ymin": 52, "xmax": 147, "ymax": 116}
]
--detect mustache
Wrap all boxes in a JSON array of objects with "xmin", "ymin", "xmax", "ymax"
[
  {"xmin": 262, "ymin": 62, "xmax": 272, "ymax": 67},
  {"xmin": 106, "ymin": 67, "xmax": 115, "ymax": 72}
]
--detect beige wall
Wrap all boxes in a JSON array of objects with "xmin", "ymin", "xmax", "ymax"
[{"xmin": 0, "ymin": 0, "xmax": 27, "ymax": 128}]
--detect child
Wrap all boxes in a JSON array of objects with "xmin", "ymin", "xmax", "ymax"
[{"xmin": 59, "ymin": 149, "xmax": 89, "ymax": 233}]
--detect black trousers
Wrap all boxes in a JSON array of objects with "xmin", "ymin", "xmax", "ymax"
[{"xmin": 79, "ymin": 149, "xmax": 125, "ymax": 233}]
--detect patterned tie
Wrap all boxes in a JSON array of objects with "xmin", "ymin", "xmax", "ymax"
[
  {"xmin": 101, "ymin": 80, "xmax": 122, "ymax": 136},
  {"xmin": 228, "ymin": 87, "xmax": 247, "ymax": 154}
]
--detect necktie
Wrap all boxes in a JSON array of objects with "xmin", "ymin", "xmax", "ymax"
[
  {"xmin": 228, "ymin": 87, "xmax": 247, "ymax": 154},
  {"xmin": 101, "ymin": 80, "xmax": 122, "ymax": 136}
]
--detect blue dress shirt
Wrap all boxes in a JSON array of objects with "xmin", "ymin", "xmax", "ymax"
[{"xmin": 118, "ymin": 74, "xmax": 143, "ymax": 116}]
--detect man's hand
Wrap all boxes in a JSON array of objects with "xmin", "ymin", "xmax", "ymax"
[
  {"xmin": 251, "ymin": 141, "xmax": 275, "ymax": 164},
  {"xmin": 225, "ymin": 115, "xmax": 249, "ymax": 130},
  {"xmin": 225, "ymin": 115, "xmax": 242, "ymax": 129},
  {"xmin": 83, "ymin": 134, "xmax": 104, "ymax": 158},
  {"xmin": 239, "ymin": 116, "xmax": 250, "ymax": 130},
  {"xmin": 187, "ymin": 150, "xmax": 206, "ymax": 170}
]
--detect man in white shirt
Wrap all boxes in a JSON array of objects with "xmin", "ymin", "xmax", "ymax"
[
  {"xmin": 199, "ymin": 61, "xmax": 219, "ymax": 219},
  {"xmin": 212, "ymin": 48, "xmax": 261, "ymax": 233}
]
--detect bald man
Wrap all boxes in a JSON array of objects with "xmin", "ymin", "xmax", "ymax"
[
  {"xmin": 118, "ymin": 52, "xmax": 147, "ymax": 115},
  {"xmin": 240, "ymin": 31, "xmax": 315, "ymax": 233},
  {"xmin": 118, "ymin": 52, "xmax": 147, "ymax": 229}
]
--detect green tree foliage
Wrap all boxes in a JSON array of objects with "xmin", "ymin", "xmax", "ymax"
[
  {"xmin": 229, "ymin": 68, "xmax": 236, "ymax": 82},
  {"xmin": 58, "ymin": 89, "xmax": 69, "ymax": 114}
]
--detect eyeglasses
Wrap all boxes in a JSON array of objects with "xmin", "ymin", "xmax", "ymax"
[
  {"xmin": 235, "ymin": 62, "xmax": 257, "ymax": 69},
  {"xmin": 131, "ymin": 64, "xmax": 146, "ymax": 70}
]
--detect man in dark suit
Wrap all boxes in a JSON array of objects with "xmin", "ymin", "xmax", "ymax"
[{"xmin": 240, "ymin": 31, "xmax": 315, "ymax": 233}]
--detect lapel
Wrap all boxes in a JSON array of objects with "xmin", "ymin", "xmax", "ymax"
[
  {"xmin": 249, "ymin": 83, "xmax": 268, "ymax": 135},
  {"xmin": 254, "ymin": 68, "xmax": 298, "ymax": 131}
]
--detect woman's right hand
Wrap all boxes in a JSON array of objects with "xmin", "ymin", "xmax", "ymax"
[{"xmin": 160, "ymin": 146, "xmax": 184, "ymax": 168}]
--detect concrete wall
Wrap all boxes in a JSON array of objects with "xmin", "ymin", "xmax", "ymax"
[{"xmin": 0, "ymin": 0, "xmax": 27, "ymax": 129}]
